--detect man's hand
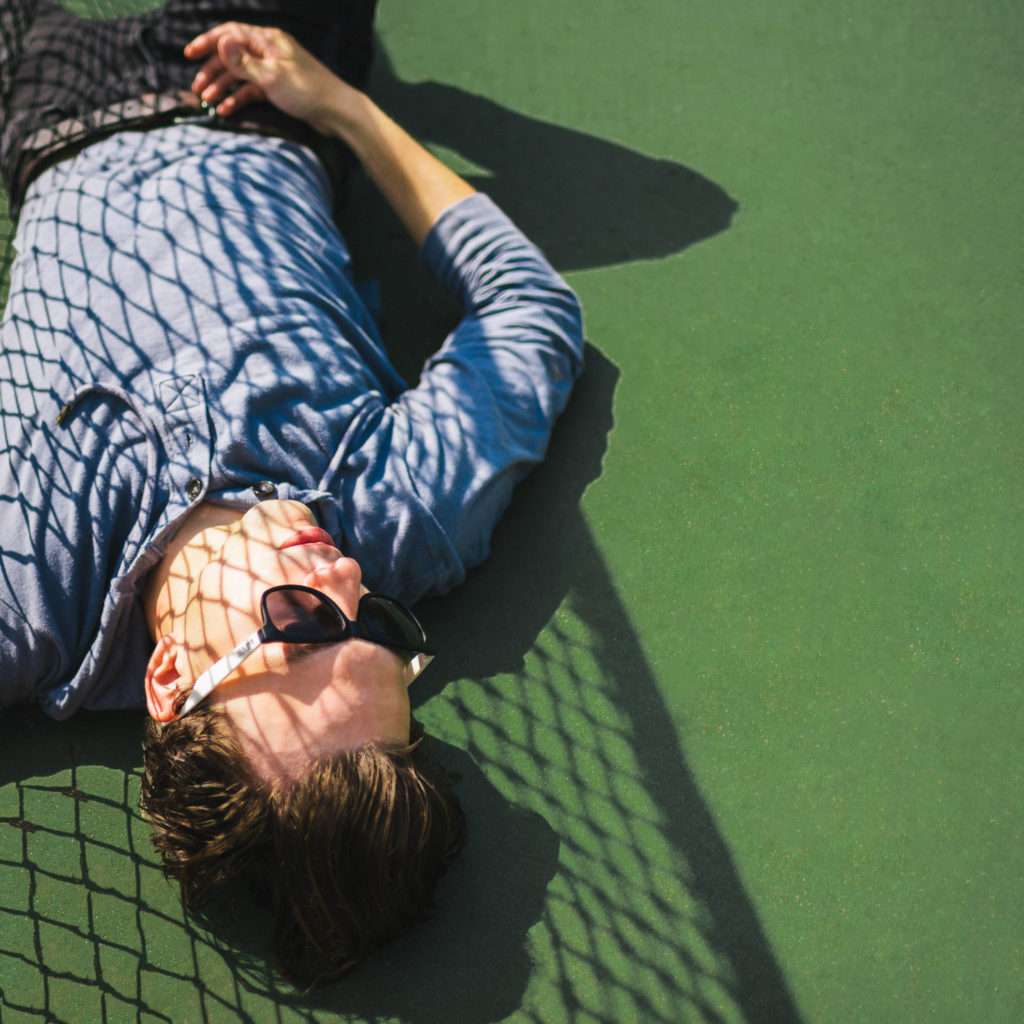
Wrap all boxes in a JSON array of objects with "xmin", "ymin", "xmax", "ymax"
[
  {"xmin": 185, "ymin": 23, "xmax": 352, "ymax": 133},
  {"xmin": 186, "ymin": 22, "xmax": 475, "ymax": 246}
]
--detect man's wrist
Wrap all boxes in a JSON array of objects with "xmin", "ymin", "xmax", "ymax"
[{"xmin": 316, "ymin": 80, "xmax": 375, "ymax": 147}]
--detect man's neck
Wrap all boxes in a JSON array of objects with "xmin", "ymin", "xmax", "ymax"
[{"xmin": 142, "ymin": 502, "xmax": 246, "ymax": 640}]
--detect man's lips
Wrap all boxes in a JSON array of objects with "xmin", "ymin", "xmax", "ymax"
[{"xmin": 280, "ymin": 527, "xmax": 338, "ymax": 549}]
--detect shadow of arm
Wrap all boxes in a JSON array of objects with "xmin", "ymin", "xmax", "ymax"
[{"xmin": 370, "ymin": 71, "xmax": 738, "ymax": 271}]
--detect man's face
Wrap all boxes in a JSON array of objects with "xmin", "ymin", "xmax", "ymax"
[{"xmin": 178, "ymin": 500, "xmax": 412, "ymax": 779}]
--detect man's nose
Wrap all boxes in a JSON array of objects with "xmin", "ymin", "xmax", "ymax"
[{"xmin": 303, "ymin": 556, "xmax": 364, "ymax": 617}]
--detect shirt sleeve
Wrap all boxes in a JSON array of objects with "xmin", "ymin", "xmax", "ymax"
[{"xmin": 328, "ymin": 193, "xmax": 585, "ymax": 604}]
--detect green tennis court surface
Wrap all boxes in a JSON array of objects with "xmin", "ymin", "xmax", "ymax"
[{"xmin": 1, "ymin": 1, "xmax": 1020, "ymax": 1021}]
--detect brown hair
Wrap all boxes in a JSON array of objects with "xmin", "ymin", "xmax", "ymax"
[{"xmin": 139, "ymin": 697, "xmax": 465, "ymax": 989}]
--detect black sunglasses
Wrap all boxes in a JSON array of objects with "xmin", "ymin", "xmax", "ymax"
[{"xmin": 180, "ymin": 585, "xmax": 435, "ymax": 715}]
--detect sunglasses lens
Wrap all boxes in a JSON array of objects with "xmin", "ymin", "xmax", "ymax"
[
  {"xmin": 262, "ymin": 587, "xmax": 430, "ymax": 653},
  {"xmin": 265, "ymin": 588, "xmax": 345, "ymax": 641},
  {"xmin": 359, "ymin": 595, "xmax": 427, "ymax": 650}
]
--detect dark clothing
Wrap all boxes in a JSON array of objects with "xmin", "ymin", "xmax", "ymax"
[{"xmin": 1, "ymin": 0, "xmax": 377, "ymax": 215}]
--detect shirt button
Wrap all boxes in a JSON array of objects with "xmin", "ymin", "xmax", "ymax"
[
  {"xmin": 252, "ymin": 480, "xmax": 277, "ymax": 498},
  {"xmin": 186, "ymin": 478, "xmax": 203, "ymax": 501}
]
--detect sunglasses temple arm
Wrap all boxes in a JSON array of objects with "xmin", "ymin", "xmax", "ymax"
[
  {"xmin": 405, "ymin": 652, "xmax": 435, "ymax": 685},
  {"xmin": 179, "ymin": 630, "xmax": 263, "ymax": 716}
]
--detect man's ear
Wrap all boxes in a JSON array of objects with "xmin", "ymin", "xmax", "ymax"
[{"xmin": 145, "ymin": 635, "xmax": 187, "ymax": 722}]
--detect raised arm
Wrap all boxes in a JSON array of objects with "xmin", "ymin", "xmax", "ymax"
[
  {"xmin": 185, "ymin": 23, "xmax": 475, "ymax": 245},
  {"xmin": 187, "ymin": 24, "xmax": 585, "ymax": 603}
]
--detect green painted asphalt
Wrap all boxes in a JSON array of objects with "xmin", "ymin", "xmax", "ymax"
[{"xmin": 1, "ymin": 1, "xmax": 1021, "ymax": 1022}]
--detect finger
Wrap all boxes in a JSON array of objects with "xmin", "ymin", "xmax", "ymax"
[
  {"xmin": 184, "ymin": 21, "xmax": 246, "ymax": 61},
  {"xmin": 190, "ymin": 55, "xmax": 226, "ymax": 97},
  {"xmin": 218, "ymin": 36, "xmax": 247, "ymax": 74},
  {"xmin": 184, "ymin": 33, "xmax": 212, "ymax": 60},
  {"xmin": 216, "ymin": 81, "xmax": 266, "ymax": 117},
  {"xmin": 199, "ymin": 68, "xmax": 240, "ymax": 106},
  {"xmin": 217, "ymin": 34, "xmax": 268, "ymax": 80},
  {"xmin": 184, "ymin": 27, "xmax": 226, "ymax": 61},
  {"xmin": 216, "ymin": 35, "xmax": 275, "ymax": 91}
]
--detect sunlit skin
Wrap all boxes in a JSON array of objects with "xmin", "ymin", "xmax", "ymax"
[{"xmin": 143, "ymin": 500, "xmax": 411, "ymax": 780}]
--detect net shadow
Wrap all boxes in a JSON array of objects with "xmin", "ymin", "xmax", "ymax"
[
  {"xmin": 403, "ymin": 357, "xmax": 804, "ymax": 1024},
  {"xmin": 0, "ymin": 709, "xmax": 560, "ymax": 1023},
  {"xmin": 0, "ymin": 708, "xmax": 247, "ymax": 1022},
  {"xmin": 0, "ymin": 367, "xmax": 804, "ymax": 1024},
  {"xmin": 0, "ymin": 4, "xmax": 800, "ymax": 1022}
]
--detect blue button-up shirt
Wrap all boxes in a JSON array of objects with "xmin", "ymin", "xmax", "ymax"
[{"xmin": 0, "ymin": 124, "xmax": 583, "ymax": 717}]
